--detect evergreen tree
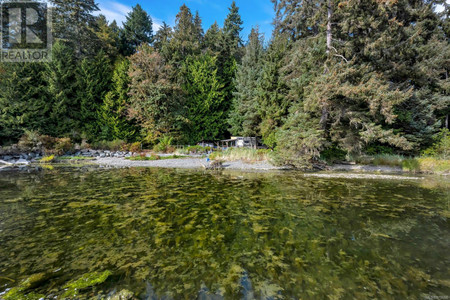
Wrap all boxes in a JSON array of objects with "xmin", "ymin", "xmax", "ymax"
[
  {"xmin": 222, "ymin": 1, "xmax": 244, "ymax": 58},
  {"xmin": 257, "ymin": 35, "xmax": 289, "ymax": 148},
  {"xmin": 50, "ymin": 0, "xmax": 99, "ymax": 58},
  {"xmin": 99, "ymin": 60, "xmax": 138, "ymax": 141},
  {"xmin": 170, "ymin": 5, "xmax": 201, "ymax": 68},
  {"xmin": 229, "ymin": 28, "xmax": 265, "ymax": 136},
  {"xmin": 193, "ymin": 11, "xmax": 204, "ymax": 45},
  {"xmin": 183, "ymin": 55, "xmax": 226, "ymax": 143},
  {"xmin": 76, "ymin": 51, "xmax": 112, "ymax": 140},
  {"xmin": 44, "ymin": 42, "xmax": 79, "ymax": 137},
  {"xmin": 94, "ymin": 15, "xmax": 120, "ymax": 59},
  {"xmin": 203, "ymin": 22, "xmax": 222, "ymax": 54},
  {"xmin": 0, "ymin": 63, "xmax": 48, "ymax": 144},
  {"xmin": 128, "ymin": 45, "xmax": 184, "ymax": 143},
  {"xmin": 121, "ymin": 4, "xmax": 153, "ymax": 56},
  {"xmin": 153, "ymin": 22, "xmax": 173, "ymax": 60}
]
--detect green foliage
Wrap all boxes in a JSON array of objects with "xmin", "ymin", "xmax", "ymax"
[
  {"xmin": 76, "ymin": 51, "xmax": 112, "ymax": 140},
  {"xmin": 182, "ymin": 55, "xmax": 227, "ymax": 143},
  {"xmin": 59, "ymin": 156, "xmax": 96, "ymax": 160},
  {"xmin": 153, "ymin": 136, "xmax": 175, "ymax": 153},
  {"xmin": 39, "ymin": 155, "xmax": 56, "ymax": 163},
  {"xmin": 402, "ymin": 159, "xmax": 421, "ymax": 173},
  {"xmin": 257, "ymin": 36, "xmax": 289, "ymax": 148},
  {"xmin": 121, "ymin": 4, "xmax": 153, "ymax": 56},
  {"xmin": 229, "ymin": 28, "xmax": 264, "ymax": 136},
  {"xmin": 50, "ymin": 0, "xmax": 100, "ymax": 58},
  {"xmin": 320, "ymin": 145, "xmax": 347, "ymax": 163},
  {"xmin": 422, "ymin": 128, "xmax": 450, "ymax": 158},
  {"xmin": 363, "ymin": 144, "xmax": 395, "ymax": 156},
  {"xmin": 128, "ymin": 45, "xmax": 184, "ymax": 144},
  {"xmin": 99, "ymin": 59, "xmax": 138, "ymax": 142},
  {"xmin": 90, "ymin": 139, "xmax": 126, "ymax": 151},
  {"xmin": 17, "ymin": 130, "xmax": 42, "ymax": 151},
  {"xmin": 0, "ymin": 0, "xmax": 448, "ymax": 163},
  {"xmin": 44, "ymin": 41, "xmax": 79, "ymax": 138},
  {"xmin": 169, "ymin": 5, "xmax": 201, "ymax": 67},
  {"xmin": 211, "ymin": 148, "xmax": 273, "ymax": 162},
  {"xmin": 62, "ymin": 270, "xmax": 112, "ymax": 298},
  {"xmin": 0, "ymin": 63, "xmax": 48, "ymax": 144}
]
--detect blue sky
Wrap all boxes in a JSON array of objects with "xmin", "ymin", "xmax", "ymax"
[{"xmin": 95, "ymin": 0, "xmax": 275, "ymax": 42}]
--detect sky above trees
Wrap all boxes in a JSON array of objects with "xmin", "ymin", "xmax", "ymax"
[{"xmin": 95, "ymin": 0, "xmax": 275, "ymax": 41}]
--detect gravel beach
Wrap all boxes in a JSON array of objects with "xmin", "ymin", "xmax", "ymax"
[{"xmin": 95, "ymin": 157, "xmax": 283, "ymax": 170}]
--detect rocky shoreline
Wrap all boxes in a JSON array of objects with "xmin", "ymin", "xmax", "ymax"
[
  {"xmin": 0, "ymin": 149, "xmax": 139, "ymax": 165},
  {"xmin": 0, "ymin": 150, "xmax": 443, "ymax": 176}
]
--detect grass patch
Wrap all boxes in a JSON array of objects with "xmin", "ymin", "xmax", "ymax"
[
  {"xmin": 409, "ymin": 157, "xmax": 450, "ymax": 174},
  {"xmin": 351, "ymin": 154, "xmax": 449, "ymax": 174},
  {"xmin": 39, "ymin": 155, "xmax": 56, "ymax": 163},
  {"xmin": 209, "ymin": 148, "xmax": 273, "ymax": 163},
  {"xmin": 58, "ymin": 156, "xmax": 95, "ymax": 160},
  {"xmin": 125, "ymin": 154, "xmax": 185, "ymax": 161},
  {"xmin": 354, "ymin": 154, "xmax": 405, "ymax": 167}
]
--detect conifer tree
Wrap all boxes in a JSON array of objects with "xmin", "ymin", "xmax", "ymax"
[
  {"xmin": 170, "ymin": 5, "xmax": 200, "ymax": 68},
  {"xmin": 203, "ymin": 22, "xmax": 222, "ymax": 54},
  {"xmin": 257, "ymin": 35, "xmax": 289, "ymax": 148},
  {"xmin": 128, "ymin": 45, "xmax": 184, "ymax": 143},
  {"xmin": 193, "ymin": 11, "xmax": 204, "ymax": 45},
  {"xmin": 229, "ymin": 28, "xmax": 265, "ymax": 136},
  {"xmin": 44, "ymin": 42, "xmax": 79, "ymax": 137},
  {"xmin": 0, "ymin": 63, "xmax": 48, "ymax": 143},
  {"xmin": 50, "ymin": 0, "xmax": 99, "ymax": 58},
  {"xmin": 99, "ymin": 60, "xmax": 138, "ymax": 141},
  {"xmin": 94, "ymin": 15, "xmax": 120, "ymax": 59},
  {"xmin": 121, "ymin": 4, "xmax": 154, "ymax": 56},
  {"xmin": 222, "ymin": 1, "xmax": 244, "ymax": 58},
  {"xmin": 183, "ymin": 55, "xmax": 226, "ymax": 143},
  {"xmin": 153, "ymin": 22, "xmax": 173, "ymax": 60},
  {"xmin": 76, "ymin": 51, "xmax": 112, "ymax": 140}
]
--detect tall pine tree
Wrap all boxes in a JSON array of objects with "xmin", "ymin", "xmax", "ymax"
[{"xmin": 229, "ymin": 28, "xmax": 265, "ymax": 136}]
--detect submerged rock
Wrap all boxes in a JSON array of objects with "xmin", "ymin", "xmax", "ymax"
[{"xmin": 108, "ymin": 289, "xmax": 135, "ymax": 300}]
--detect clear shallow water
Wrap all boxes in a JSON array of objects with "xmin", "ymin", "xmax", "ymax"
[{"xmin": 0, "ymin": 167, "xmax": 449, "ymax": 299}]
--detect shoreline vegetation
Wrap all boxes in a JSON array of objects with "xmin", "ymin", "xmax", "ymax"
[{"xmin": 1, "ymin": 140, "xmax": 448, "ymax": 175}]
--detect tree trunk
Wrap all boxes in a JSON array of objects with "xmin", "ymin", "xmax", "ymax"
[
  {"xmin": 321, "ymin": 0, "xmax": 333, "ymax": 129},
  {"xmin": 326, "ymin": 0, "xmax": 332, "ymax": 56}
]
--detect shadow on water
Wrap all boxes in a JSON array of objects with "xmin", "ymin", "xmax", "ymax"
[{"xmin": 0, "ymin": 167, "xmax": 448, "ymax": 299}]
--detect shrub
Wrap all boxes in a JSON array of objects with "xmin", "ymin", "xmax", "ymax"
[
  {"xmin": 18, "ymin": 130, "xmax": 42, "ymax": 151},
  {"xmin": 126, "ymin": 154, "xmax": 160, "ymax": 161},
  {"xmin": 153, "ymin": 136, "xmax": 174, "ymax": 153},
  {"xmin": 211, "ymin": 148, "xmax": 272, "ymax": 163},
  {"xmin": 54, "ymin": 138, "xmax": 73, "ymax": 155},
  {"xmin": 402, "ymin": 159, "xmax": 420, "ymax": 173},
  {"xmin": 186, "ymin": 145, "xmax": 204, "ymax": 154},
  {"xmin": 423, "ymin": 128, "xmax": 449, "ymax": 159},
  {"xmin": 40, "ymin": 155, "xmax": 56, "ymax": 163},
  {"xmin": 129, "ymin": 142, "xmax": 141, "ymax": 153},
  {"xmin": 90, "ymin": 140, "xmax": 126, "ymax": 151}
]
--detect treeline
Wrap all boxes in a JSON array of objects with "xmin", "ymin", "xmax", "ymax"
[{"xmin": 0, "ymin": 0, "xmax": 448, "ymax": 166}]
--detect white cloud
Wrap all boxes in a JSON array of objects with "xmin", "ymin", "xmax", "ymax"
[
  {"xmin": 95, "ymin": 0, "xmax": 162, "ymax": 31},
  {"xmin": 95, "ymin": 0, "xmax": 131, "ymax": 26}
]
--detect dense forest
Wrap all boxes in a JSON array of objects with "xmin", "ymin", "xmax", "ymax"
[{"xmin": 0, "ymin": 0, "xmax": 449, "ymax": 166}]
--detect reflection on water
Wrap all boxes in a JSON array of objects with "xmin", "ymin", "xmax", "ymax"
[{"xmin": 0, "ymin": 168, "xmax": 448, "ymax": 299}]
